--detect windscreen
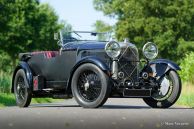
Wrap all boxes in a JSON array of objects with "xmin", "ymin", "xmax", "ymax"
[{"xmin": 61, "ymin": 31, "xmax": 112, "ymax": 43}]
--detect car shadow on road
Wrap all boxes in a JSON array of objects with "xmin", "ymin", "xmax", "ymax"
[
  {"xmin": 101, "ymin": 105, "xmax": 150, "ymax": 109},
  {"xmin": 29, "ymin": 104, "xmax": 192, "ymax": 109},
  {"xmin": 30, "ymin": 104, "xmax": 149, "ymax": 109},
  {"xmin": 30, "ymin": 104, "xmax": 81, "ymax": 108},
  {"xmin": 101, "ymin": 105, "xmax": 192, "ymax": 109}
]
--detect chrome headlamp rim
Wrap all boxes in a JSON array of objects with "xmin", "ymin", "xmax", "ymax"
[
  {"xmin": 105, "ymin": 41, "xmax": 121, "ymax": 59},
  {"xmin": 143, "ymin": 42, "xmax": 158, "ymax": 60}
]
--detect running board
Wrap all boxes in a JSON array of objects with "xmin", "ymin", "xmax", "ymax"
[
  {"xmin": 123, "ymin": 89, "xmax": 151, "ymax": 97},
  {"xmin": 52, "ymin": 94, "xmax": 72, "ymax": 99}
]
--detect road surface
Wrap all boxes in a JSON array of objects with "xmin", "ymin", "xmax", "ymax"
[{"xmin": 0, "ymin": 98, "xmax": 193, "ymax": 129}]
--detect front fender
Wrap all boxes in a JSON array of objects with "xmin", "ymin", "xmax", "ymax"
[
  {"xmin": 11, "ymin": 61, "xmax": 33, "ymax": 93},
  {"xmin": 149, "ymin": 59, "xmax": 180, "ymax": 77},
  {"xmin": 150, "ymin": 59, "xmax": 180, "ymax": 70},
  {"xmin": 66, "ymin": 56, "xmax": 111, "ymax": 93},
  {"xmin": 73, "ymin": 56, "xmax": 111, "ymax": 73}
]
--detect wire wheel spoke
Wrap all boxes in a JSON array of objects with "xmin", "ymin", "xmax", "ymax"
[
  {"xmin": 77, "ymin": 70, "xmax": 102, "ymax": 102},
  {"xmin": 16, "ymin": 76, "xmax": 26, "ymax": 102}
]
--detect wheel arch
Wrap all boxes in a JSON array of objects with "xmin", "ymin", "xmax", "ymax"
[
  {"xmin": 66, "ymin": 56, "xmax": 111, "ymax": 94},
  {"xmin": 149, "ymin": 59, "xmax": 181, "ymax": 77},
  {"xmin": 11, "ymin": 61, "xmax": 33, "ymax": 93}
]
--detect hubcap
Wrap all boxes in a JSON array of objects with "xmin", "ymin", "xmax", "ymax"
[
  {"xmin": 84, "ymin": 81, "xmax": 90, "ymax": 91},
  {"xmin": 159, "ymin": 77, "xmax": 170, "ymax": 96},
  {"xmin": 152, "ymin": 74, "xmax": 173, "ymax": 101}
]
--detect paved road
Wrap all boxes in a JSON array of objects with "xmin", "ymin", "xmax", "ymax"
[{"xmin": 0, "ymin": 98, "xmax": 193, "ymax": 129}]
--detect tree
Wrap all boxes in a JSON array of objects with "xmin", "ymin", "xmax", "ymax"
[
  {"xmin": 93, "ymin": 0, "xmax": 194, "ymax": 61},
  {"xmin": 0, "ymin": 0, "xmax": 62, "ymax": 66},
  {"xmin": 93, "ymin": 20, "xmax": 113, "ymax": 40}
]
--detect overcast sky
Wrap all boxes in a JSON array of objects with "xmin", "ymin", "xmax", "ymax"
[{"xmin": 40, "ymin": 0, "xmax": 116, "ymax": 31}]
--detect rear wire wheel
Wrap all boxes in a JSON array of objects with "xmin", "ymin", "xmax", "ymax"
[
  {"xmin": 14, "ymin": 69, "xmax": 32, "ymax": 107},
  {"xmin": 71, "ymin": 63, "xmax": 111, "ymax": 108}
]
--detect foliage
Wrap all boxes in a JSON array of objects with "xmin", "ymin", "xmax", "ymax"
[
  {"xmin": 93, "ymin": 0, "xmax": 194, "ymax": 61},
  {"xmin": 0, "ymin": 51, "xmax": 13, "ymax": 73},
  {"xmin": 93, "ymin": 20, "xmax": 113, "ymax": 40},
  {"xmin": 176, "ymin": 52, "xmax": 194, "ymax": 107},
  {"xmin": 0, "ymin": 0, "xmax": 62, "ymax": 66},
  {"xmin": 179, "ymin": 52, "xmax": 194, "ymax": 83},
  {"xmin": 0, "ymin": 71, "xmax": 11, "ymax": 93}
]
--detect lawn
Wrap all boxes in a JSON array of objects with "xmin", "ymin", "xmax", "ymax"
[
  {"xmin": 0, "ymin": 93, "xmax": 15, "ymax": 107},
  {"xmin": 0, "ymin": 93, "xmax": 62, "ymax": 108},
  {"xmin": 176, "ymin": 83, "xmax": 194, "ymax": 108}
]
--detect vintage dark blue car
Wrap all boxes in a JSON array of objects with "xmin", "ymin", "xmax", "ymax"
[{"xmin": 12, "ymin": 31, "xmax": 181, "ymax": 108}]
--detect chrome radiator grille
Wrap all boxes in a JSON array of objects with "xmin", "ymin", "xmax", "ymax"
[
  {"xmin": 118, "ymin": 61, "xmax": 139, "ymax": 83},
  {"xmin": 118, "ymin": 45, "xmax": 139, "ymax": 83}
]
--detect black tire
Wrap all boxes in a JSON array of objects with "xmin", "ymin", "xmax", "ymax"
[
  {"xmin": 71, "ymin": 63, "xmax": 111, "ymax": 108},
  {"xmin": 143, "ymin": 70, "xmax": 181, "ymax": 108},
  {"xmin": 14, "ymin": 69, "xmax": 32, "ymax": 107}
]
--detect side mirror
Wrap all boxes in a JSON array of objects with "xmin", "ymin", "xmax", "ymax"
[{"xmin": 54, "ymin": 33, "xmax": 59, "ymax": 40}]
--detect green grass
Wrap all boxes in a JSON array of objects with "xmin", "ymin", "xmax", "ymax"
[
  {"xmin": 0, "ymin": 72, "xmax": 11, "ymax": 93},
  {"xmin": 176, "ymin": 83, "xmax": 194, "ymax": 108},
  {"xmin": 0, "ymin": 93, "xmax": 16, "ymax": 107},
  {"xmin": 0, "ymin": 93, "xmax": 62, "ymax": 108},
  {"xmin": 32, "ymin": 98, "xmax": 53, "ymax": 103}
]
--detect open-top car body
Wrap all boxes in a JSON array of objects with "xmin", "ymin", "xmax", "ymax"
[{"xmin": 12, "ymin": 31, "xmax": 181, "ymax": 108}]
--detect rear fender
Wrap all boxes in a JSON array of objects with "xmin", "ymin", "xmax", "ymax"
[{"xmin": 11, "ymin": 61, "xmax": 33, "ymax": 93}]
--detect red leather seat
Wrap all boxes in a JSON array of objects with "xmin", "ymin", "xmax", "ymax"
[{"xmin": 31, "ymin": 51, "xmax": 58, "ymax": 59}]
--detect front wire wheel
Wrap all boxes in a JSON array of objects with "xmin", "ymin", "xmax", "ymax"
[
  {"xmin": 143, "ymin": 70, "xmax": 182, "ymax": 108},
  {"xmin": 71, "ymin": 63, "xmax": 111, "ymax": 108},
  {"xmin": 77, "ymin": 70, "xmax": 102, "ymax": 102}
]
